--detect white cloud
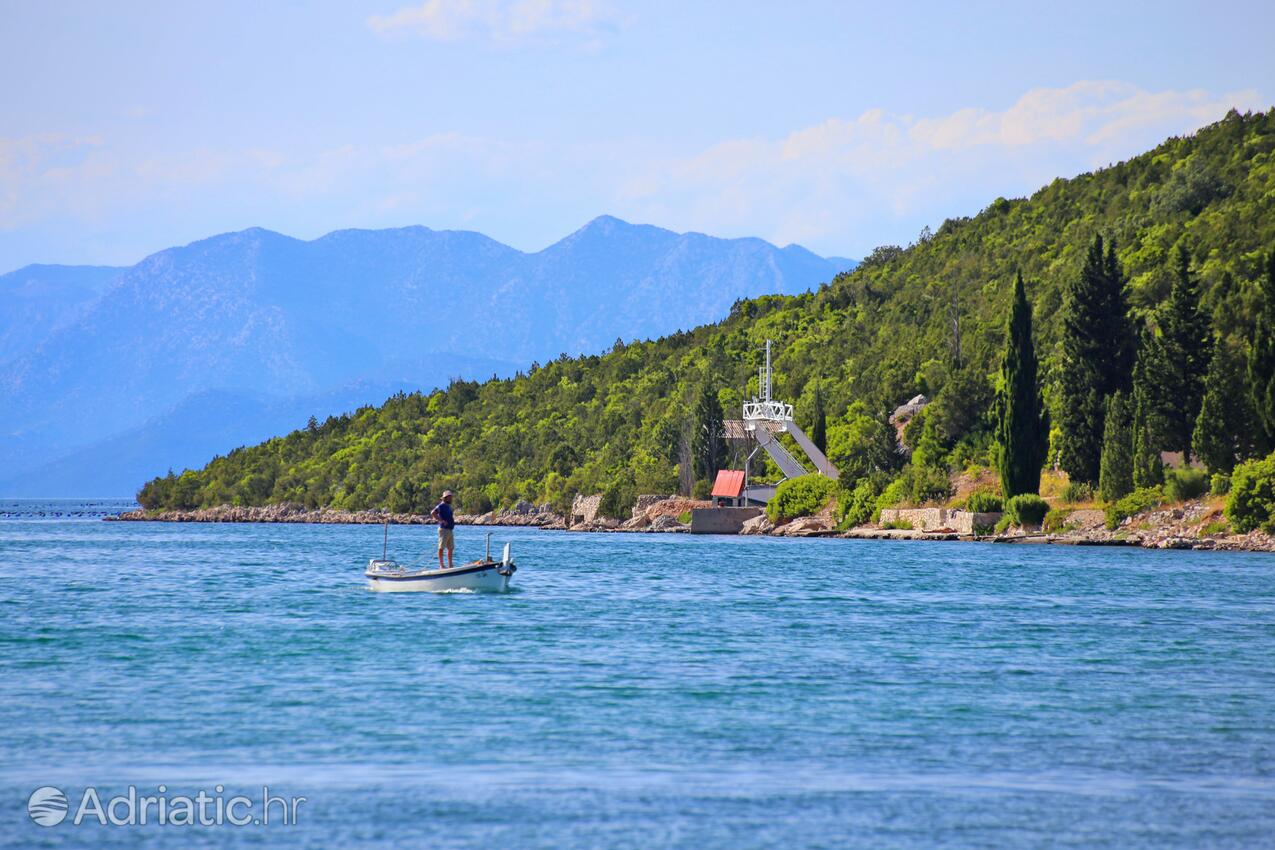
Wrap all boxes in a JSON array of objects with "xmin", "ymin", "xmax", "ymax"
[
  {"xmin": 0, "ymin": 81, "xmax": 1265, "ymax": 267},
  {"xmin": 615, "ymin": 81, "xmax": 1266, "ymax": 251},
  {"xmin": 367, "ymin": 0, "xmax": 623, "ymax": 46}
]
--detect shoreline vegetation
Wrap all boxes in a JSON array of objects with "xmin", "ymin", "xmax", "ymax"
[
  {"xmin": 108, "ymin": 493, "xmax": 1275, "ymax": 553},
  {"xmin": 129, "ymin": 112, "xmax": 1275, "ymax": 549}
]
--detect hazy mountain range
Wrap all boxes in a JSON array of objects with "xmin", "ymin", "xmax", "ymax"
[{"xmin": 0, "ymin": 216, "xmax": 854, "ymax": 497}]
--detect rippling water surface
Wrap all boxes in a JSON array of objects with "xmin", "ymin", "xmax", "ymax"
[{"xmin": 2, "ymin": 500, "xmax": 1274, "ymax": 848}]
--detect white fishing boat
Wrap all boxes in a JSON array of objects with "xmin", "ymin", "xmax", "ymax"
[{"xmin": 366, "ymin": 531, "xmax": 517, "ymax": 593}]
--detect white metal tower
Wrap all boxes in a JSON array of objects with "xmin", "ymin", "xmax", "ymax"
[{"xmin": 741, "ymin": 340, "xmax": 839, "ymax": 504}]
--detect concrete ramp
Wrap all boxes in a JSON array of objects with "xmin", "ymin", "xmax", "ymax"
[
  {"xmin": 786, "ymin": 422, "xmax": 839, "ymax": 480},
  {"xmin": 752, "ymin": 426, "xmax": 809, "ymax": 479}
]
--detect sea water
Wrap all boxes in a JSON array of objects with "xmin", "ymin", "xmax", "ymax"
[{"xmin": 2, "ymin": 500, "xmax": 1274, "ymax": 848}]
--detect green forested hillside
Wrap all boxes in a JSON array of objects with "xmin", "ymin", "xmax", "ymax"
[{"xmin": 139, "ymin": 109, "xmax": 1275, "ymax": 516}]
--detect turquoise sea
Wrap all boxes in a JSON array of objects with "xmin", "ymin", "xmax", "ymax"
[{"xmin": 2, "ymin": 499, "xmax": 1274, "ymax": 848}]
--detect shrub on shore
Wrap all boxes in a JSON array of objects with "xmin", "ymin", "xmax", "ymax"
[
  {"xmin": 1165, "ymin": 467, "xmax": 1209, "ymax": 502},
  {"xmin": 767, "ymin": 474, "xmax": 835, "ymax": 522},
  {"xmin": 1105, "ymin": 486, "xmax": 1165, "ymax": 530},
  {"xmin": 1042, "ymin": 508, "xmax": 1071, "ymax": 533},
  {"xmin": 1225, "ymin": 453, "xmax": 1275, "ymax": 533},
  {"xmin": 962, "ymin": 489, "xmax": 1003, "ymax": 513},
  {"xmin": 1061, "ymin": 481, "xmax": 1092, "ymax": 504},
  {"xmin": 1003, "ymin": 494, "xmax": 1048, "ymax": 527}
]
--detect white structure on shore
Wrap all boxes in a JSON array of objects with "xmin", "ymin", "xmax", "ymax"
[{"xmin": 740, "ymin": 340, "xmax": 839, "ymax": 504}]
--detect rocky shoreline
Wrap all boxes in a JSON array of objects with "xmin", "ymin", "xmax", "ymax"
[{"xmin": 107, "ymin": 497, "xmax": 1275, "ymax": 553}]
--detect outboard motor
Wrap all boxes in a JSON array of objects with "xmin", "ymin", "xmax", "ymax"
[{"xmin": 497, "ymin": 542, "xmax": 517, "ymax": 576}]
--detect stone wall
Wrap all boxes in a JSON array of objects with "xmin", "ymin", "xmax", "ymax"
[
  {"xmin": 878, "ymin": 507, "xmax": 1001, "ymax": 534},
  {"xmin": 571, "ymin": 493, "xmax": 603, "ymax": 525}
]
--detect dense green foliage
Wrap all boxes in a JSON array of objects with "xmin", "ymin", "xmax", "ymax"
[
  {"xmin": 139, "ymin": 110, "xmax": 1275, "ymax": 516},
  {"xmin": 826, "ymin": 402, "xmax": 899, "ymax": 481},
  {"xmin": 995, "ymin": 272, "xmax": 1048, "ymax": 496},
  {"xmin": 1249, "ymin": 253, "xmax": 1275, "ymax": 450},
  {"xmin": 1003, "ymin": 494, "xmax": 1049, "ymax": 527},
  {"xmin": 874, "ymin": 465, "xmax": 953, "ymax": 511},
  {"xmin": 836, "ymin": 472, "xmax": 889, "ymax": 529},
  {"xmin": 1099, "ymin": 391, "xmax": 1135, "ymax": 502},
  {"xmin": 767, "ymin": 475, "xmax": 835, "ymax": 522},
  {"xmin": 1224, "ymin": 451, "xmax": 1275, "ymax": 533},
  {"xmin": 1193, "ymin": 340, "xmax": 1254, "ymax": 473}
]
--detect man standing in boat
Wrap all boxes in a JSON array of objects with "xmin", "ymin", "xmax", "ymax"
[{"xmin": 431, "ymin": 490, "xmax": 456, "ymax": 570}]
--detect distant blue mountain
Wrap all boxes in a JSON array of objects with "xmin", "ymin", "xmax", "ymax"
[
  {"xmin": 0, "ymin": 217, "xmax": 853, "ymax": 496},
  {"xmin": 0, "ymin": 264, "xmax": 124, "ymax": 364}
]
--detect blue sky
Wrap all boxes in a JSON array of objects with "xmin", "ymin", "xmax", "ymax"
[{"xmin": 1, "ymin": 0, "xmax": 1272, "ymax": 271}]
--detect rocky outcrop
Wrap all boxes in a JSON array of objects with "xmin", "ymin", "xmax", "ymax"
[
  {"xmin": 648, "ymin": 514, "xmax": 690, "ymax": 532},
  {"xmin": 110, "ymin": 503, "xmax": 432, "ymax": 524},
  {"xmin": 609, "ymin": 497, "xmax": 709, "ymax": 532},
  {"xmin": 463, "ymin": 500, "xmax": 562, "ymax": 527},
  {"xmin": 569, "ymin": 516, "xmax": 622, "ymax": 532},
  {"xmin": 739, "ymin": 514, "xmax": 775, "ymax": 535},
  {"xmin": 111, "ymin": 501, "xmax": 567, "ymax": 527},
  {"xmin": 889, "ymin": 394, "xmax": 929, "ymax": 445},
  {"xmin": 631, "ymin": 494, "xmax": 672, "ymax": 517},
  {"xmin": 772, "ymin": 516, "xmax": 835, "ymax": 537}
]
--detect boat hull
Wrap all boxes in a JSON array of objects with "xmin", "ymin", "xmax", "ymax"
[{"xmin": 365, "ymin": 560, "xmax": 513, "ymax": 593}]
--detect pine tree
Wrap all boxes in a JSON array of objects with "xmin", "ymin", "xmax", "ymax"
[
  {"xmin": 1057, "ymin": 235, "xmax": 1134, "ymax": 485},
  {"xmin": 1153, "ymin": 245, "xmax": 1212, "ymax": 457},
  {"xmin": 1099, "ymin": 391, "xmax": 1134, "ymax": 502},
  {"xmin": 996, "ymin": 272, "xmax": 1049, "ymax": 497},
  {"xmin": 1194, "ymin": 340, "xmax": 1256, "ymax": 474},
  {"xmin": 1250, "ymin": 250, "xmax": 1275, "ymax": 452}
]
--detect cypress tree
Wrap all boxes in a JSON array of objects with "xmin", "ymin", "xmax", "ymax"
[
  {"xmin": 1057, "ymin": 235, "xmax": 1134, "ymax": 485},
  {"xmin": 1132, "ymin": 350, "xmax": 1164, "ymax": 489},
  {"xmin": 1152, "ymin": 245, "xmax": 1212, "ymax": 457},
  {"xmin": 1099, "ymin": 391, "xmax": 1134, "ymax": 502},
  {"xmin": 692, "ymin": 382, "xmax": 725, "ymax": 483},
  {"xmin": 996, "ymin": 272, "xmax": 1049, "ymax": 497},
  {"xmin": 1250, "ymin": 250, "xmax": 1275, "ymax": 452},
  {"xmin": 1103, "ymin": 239, "xmax": 1138, "ymax": 387},
  {"xmin": 1194, "ymin": 340, "xmax": 1254, "ymax": 474},
  {"xmin": 810, "ymin": 382, "xmax": 828, "ymax": 454}
]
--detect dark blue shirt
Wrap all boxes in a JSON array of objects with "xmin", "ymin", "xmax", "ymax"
[{"xmin": 433, "ymin": 501, "xmax": 455, "ymax": 529}]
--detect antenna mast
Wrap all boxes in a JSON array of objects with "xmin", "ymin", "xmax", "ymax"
[{"xmin": 763, "ymin": 339, "xmax": 772, "ymax": 402}]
